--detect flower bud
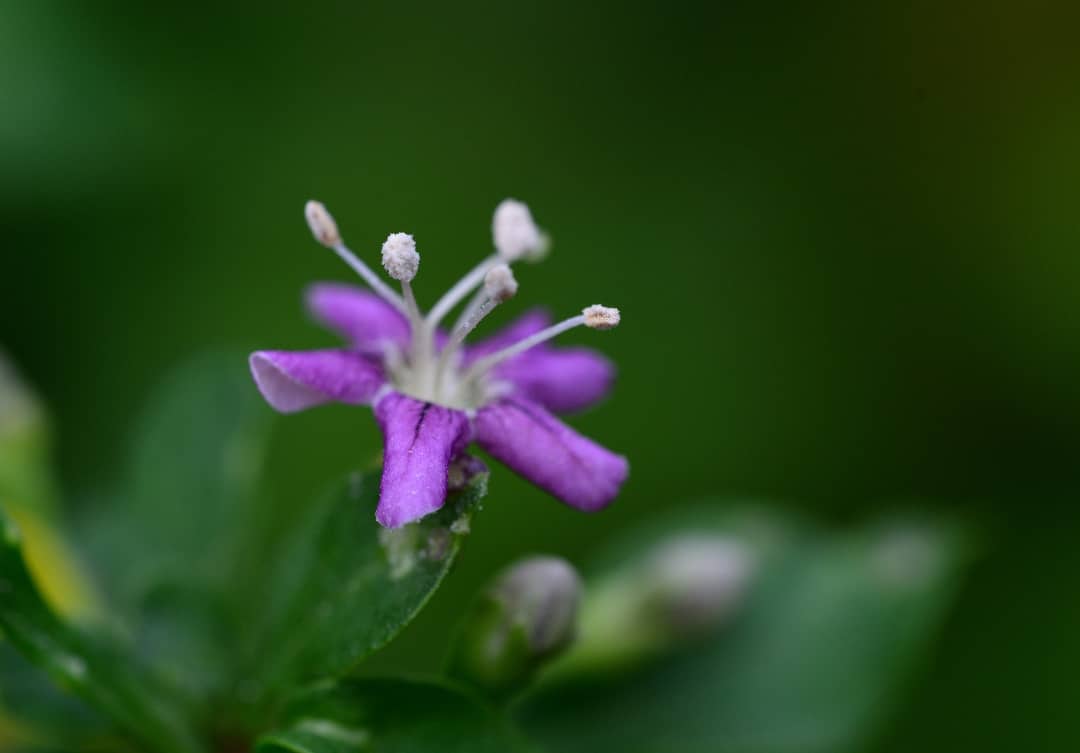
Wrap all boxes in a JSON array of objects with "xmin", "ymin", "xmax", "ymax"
[
  {"xmin": 551, "ymin": 533, "xmax": 756, "ymax": 678},
  {"xmin": 448, "ymin": 556, "xmax": 582, "ymax": 697},
  {"xmin": 645, "ymin": 535, "xmax": 753, "ymax": 634}
]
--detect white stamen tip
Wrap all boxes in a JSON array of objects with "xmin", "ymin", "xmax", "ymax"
[
  {"xmin": 305, "ymin": 200, "xmax": 341, "ymax": 247},
  {"xmin": 583, "ymin": 305, "xmax": 620, "ymax": 330},
  {"xmin": 483, "ymin": 263, "xmax": 518, "ymax": 302},
  {"xmin": 381, "ymin": 232, "xmax": 420, "ymax": 282},
  {"xmin": 493, "ymin": 198, "xmax": 543, "ymax": 261}
]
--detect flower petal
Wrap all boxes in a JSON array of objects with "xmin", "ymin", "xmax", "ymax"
[
  {"xmin": 305, "ymin": 283, "xmax": 411, "ymax": 355},
  {"xmin": 493, "ymin": 347, "xmax": 615, "ymax": 413},
  {"xmin": 249, "ymin": 349, "xmax": 385, "ymax": 413},
  {"xmin": 374, "ymin": 392, "xmax": 471, "ymax": 528},
  {"xmin": 464, "ymin": 308, "xmax": 552, "ymax": 360},
  {"xmin": 473, "ymin": 397, "xmax": 628, "ymax": 512}
]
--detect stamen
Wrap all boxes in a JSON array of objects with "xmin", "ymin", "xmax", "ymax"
[
  {"xmin": 493, "ymin": 199, "xmax": 544, "ymax": 261},
  {"xmin": 483, "ymin": 263, "xmax": 519, "ymax": 303},
  {"xmin": 305, "ymin": 200, "xmax": 341, "ymax": 247},
  {"xmin": 304, "ymin": 201, "xmax": 407, "ymax": 315},
  {"xmin": 430, "ymin": 199, "xmax": 544, "ymax": 332},
  {"xmin": 381, "ymin": 232, "xmax": 425, "ymax": 363},
  {"xmin": 450, "ymin": 221, "xmax": 549, "ymax": 332},
  {"xmin": 435, "ymin": 265, "xmax": 518, "ymax": 391},
  {"xmin": 583, "ymin": 304, "xmax": 620, "ymax": 330},
  {"xmin": 381, "ymin": 233, "xmax": 420, "ymax": 283},
  {"xmin": 453, "ymin": 265, "xmax": 517, "ymax": 345},
  {"xmin": 464, "ymin": 304, "xmax": 619, "ymax": 380},
  {"xmin": 425, "ymin": 254, "xmax": 500, "ymax": 329}
]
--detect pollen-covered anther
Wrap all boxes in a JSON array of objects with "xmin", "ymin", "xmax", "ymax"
[
  {"xmin": 484, "ymin": 263, "xmax": 518, "ymax": 303},
  {"xmin": 493, "ymin": 199, "xmax": 543, "ymax": 261},
  {"xmin": 381, "ymin": 232, "xmax": 420, "ymax": 282},
  {"xmin": 304, "ymin": 200, "xmax": 341, "ymax": 247},
  {"xmin": 583, "ymin": 305, "xmax": 620, "ymax": 330}
]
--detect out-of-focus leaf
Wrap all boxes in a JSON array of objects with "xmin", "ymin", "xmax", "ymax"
[
  {"xmin": 249, "ymin": 470, "xmax": 487, "ymax": 701},
  {"xmin": 2, "ymin": 509, "xmax": 97, "ymax": 625},
  {"xmin": 256, "ymin": 677, "xmax": 529, "ymax": 753},
  {"xmin": 519, "ymin": 505, "xmax": 970, "ymax": 753},
  {"xmin": 0, "ymin": 348, "xmax": 56, "ymax": 518},
  {"xmin": 0, "ymin": 642, "xmax": 105, "ymax": 738},
  {"xmin": 78, "ymin": 352, "xmax": 270, "ymax": 700},
  {"xmin": 0, "ymin": 351, "xmax": 95, "ymax": 621},
  {"xmin": 88, "ymin": 351, "xmax": 270, "ymax": 599},
  {"xmin": 0, "ymin": 510, "xmax": 205, "ymax": 753}
]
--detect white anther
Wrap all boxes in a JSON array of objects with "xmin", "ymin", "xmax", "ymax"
[
  {"xmin": 305, "ymin": 200, "xmax": 341, "ymax": 247},
  {"xmin": 483, "ymin": 264, "xmax": 518, "ymax": 302},
  {"xmin": 526, "ymin": 231, "xmax": 552, "ymax": 261},
  {"xmin": 493, "ymin": 199, "xmax": 543, "ymax": 261},
  {"xmin": 381, "ymin": 232, "xmax": 420, "ymax": 282},
  {"xmin": 583, "ymin": 305, "xmax": 620, "ymax": 330}
]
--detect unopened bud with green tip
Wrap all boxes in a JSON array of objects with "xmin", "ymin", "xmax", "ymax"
[
  {"xmin": 646, "ymin": 534, "xmax": 753, "ymax": 634},
  {"xmin": 447, "ymin": 556, "xmax": 582, "ymax": 698},
  {"xmin": 552, "ymin": 533, "xmax": 756, "ymax": 678}
]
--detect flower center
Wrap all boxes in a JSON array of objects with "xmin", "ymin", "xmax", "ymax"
[{"xmin": 305, "ymin": 198, "xmax": 620, "ymax": 411}]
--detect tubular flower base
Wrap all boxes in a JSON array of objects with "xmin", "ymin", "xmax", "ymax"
[{"xmin": 250, "ymin": 199, "xmax": 628, "ymax": 527}]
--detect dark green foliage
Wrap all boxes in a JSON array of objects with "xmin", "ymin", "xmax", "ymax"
[
  {"xmin": 0, "ymin": 356, "xmax": 969, "ymax": 753},
  {"xmin": 519, "ymin": 506, "xmax": 970, "ymax": 753},
  {"xmin": 249, "ymin": 471, "xmax": 487, "ymax": 700},
  {"xmin": 0, "ymin": 509, "xmax": 205, "ymax": 753},
  {"xmin": 257, "ymin": 678, "xmax": 530, "ymax": 753}
]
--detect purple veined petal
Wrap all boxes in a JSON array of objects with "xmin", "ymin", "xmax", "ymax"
[
  {"xmin": 374, "ymin": 392, "xmax": 471, "ymax": 528},
  {"xmin": 464, "ymin": 308, "xmax": 553, "ymax": 361},
  {"xmin": 474, "ymin": 397, "xmax": 628, "ymax": 512},
  {"xmin": 249, "ymin": 349, "xmax": 386, "ymax": 413},
  {"xmin": 305, "ymin": 282, "xmax": 412, "ymax": 355},
  {"xmin": 492, "ymin": 346, "xmax": 615, "ymax": 413}
]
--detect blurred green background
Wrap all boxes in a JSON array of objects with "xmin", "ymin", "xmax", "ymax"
[{"xmin": 2, "ymin": 1, "xmax": 1078, "ymax": 750}]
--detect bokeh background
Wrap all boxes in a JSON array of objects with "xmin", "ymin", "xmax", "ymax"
[{"xmin": 3, "ymin": 2, "xmax": 1079, "ymax": 750}]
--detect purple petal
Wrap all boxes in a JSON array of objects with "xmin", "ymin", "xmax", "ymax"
[
  {"xmin": 464, "ymin": 309, "xmax": 552, "ymax": 360},
  {"xmin": 374, "ymin": 392, "xmax": 471, "ymax": 528},
  {"xmin": 249, "ymin": 349, "xmax": 385, "ymax": 413},
  {"xmin": 474, "ymin": 397, "xmax": 628, "ymax": 512},
  {"xmin": 305, "ymin": 283, "xmax": 411, "ymax": 355},
  {"xmin": 493, "ymin": 347, "xmax": 615, "ymax": 413}
]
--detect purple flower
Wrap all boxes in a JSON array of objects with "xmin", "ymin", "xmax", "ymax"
[{"xmin": 250, "ymin": 199, "xmax": 629, "ymax": 527}]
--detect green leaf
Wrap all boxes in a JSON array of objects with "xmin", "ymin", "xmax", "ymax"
[
  {"xmin": 78, "ymin": 352, "xmax": 270, "ymax": 700},
  {"xmin": 0, "ymin": 510, "xmax": 205, "ymax": 753},
  {"xmin": 250, "ymin": 470, "xmax": 488, "ymax": 701},
  {"xmin": 256, "ymin": 677, "xmax": 529, "ymax": 753},
  {"xmin": 87, "ymin": 351, "xmax": 270, "ymax": 601},
  {"xmin": 0, "ymin": 641, "xmax": 110, "ymax": 747},
  {"xmin": 519, "ymin": 505, "xmax": 970, "ymax": 753},
  {"xmin": 0, "ymin": 348, "xmax": 57, "ymax": 517}
]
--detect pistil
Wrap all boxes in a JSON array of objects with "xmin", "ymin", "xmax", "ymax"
[{"xmin": 435, "ymin": 265, "xmax": 518, "ymax": 393}]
